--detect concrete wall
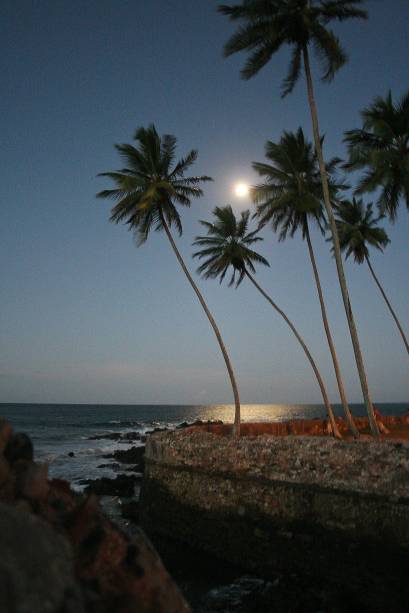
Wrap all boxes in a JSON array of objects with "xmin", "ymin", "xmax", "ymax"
[{"xmin": 140, "ymin": 431, "xmax": 409, "ymax": 610}]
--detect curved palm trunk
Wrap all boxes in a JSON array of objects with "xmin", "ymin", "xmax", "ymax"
[
  {"xmin": 305, "ymin": 222, "xmax": 360, "ymax": 438},
  {"xmin": 365, "ymin": 255, "xmax": 409, "ymax": 355},
  {"xmin": 160, "ymin": 212, "xmax": 241, "ymax": 436},
  {"xmin": 302, "ymin": 44, "xmax": 379, "ymax": 436},
  {"xmin": 245, "ymin": 270, "xmax": 341, "ymax": 439}
]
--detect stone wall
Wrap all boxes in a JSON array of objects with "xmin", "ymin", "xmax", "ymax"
[{"xmin": 140, "ymin": 431, "xmax": 409, "ymax": 611}]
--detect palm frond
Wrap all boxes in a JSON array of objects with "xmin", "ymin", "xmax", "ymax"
[
  {"xmin": 97, "ymin": 124, "xmax": 211, "ymax": 242},
  {"xmin": 193, "ymin": 204, "xmax": 268, "ymax": 287}
]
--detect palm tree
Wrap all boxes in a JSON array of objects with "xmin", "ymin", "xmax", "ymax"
[
  {"xmin": 343, "ymin": 90, "xmax": 409, "ymax": 221},
  {"xmin": 193, "ymin": 205, "xmax": 342, "ymax": 437},
  {"xmin": 218, "ymin": 0, "xmax": 380, "ymax": 435},
  {"xmin": 335, "ymin": 198, "xmax": 409, "ymax": 354},
  {"xmin": 97, "ymin": 125, "xmax": 241, "ymax": 435},
  {"xmin": 252, "ymin": 128, "xmax": 359, "ymax": 436}
]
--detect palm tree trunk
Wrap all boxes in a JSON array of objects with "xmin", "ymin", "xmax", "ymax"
[
  {"xmin": 304, "ymin": 222, "xmax": 360, "ymax": 437},
  {"xmin": 245, "ymin": 269, "xmax": 341, "ymax": 438},
  {"xmin": 160, "ymin": 211, "xmax": 241, "ymax": 435},
  {"xmin": 302, "ymin": 44, "xmax": 379, "ymax": 436},
  {"xmin": 365, "ymin": 255, "xmax": 409, "ymax": 355}
]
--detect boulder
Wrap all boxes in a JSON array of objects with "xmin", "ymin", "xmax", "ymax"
[
  {"xmin": 106, "ymin": 445, "xmax": 145, "ymax": 468},
  {"xmin": 0, "ymin": 420, "xmax": 13, "ymax": 453},
  {"xmin": 0, "ymin": 502, "xmax": 84, "ymax": 613},
  {"xmin": 0, "ymin": 421, "xmax": 191, "ymax": 613},
  {"xmin": 5, "ymin": 433, "xmax": 34, "ymax": 464},
  {"xmin": 88, "ymin": 431, "xmax": 142, "ymax": 442},
  {"xmin": 81, "ymin": 474, "xmax": 139, "ymax": 497}
]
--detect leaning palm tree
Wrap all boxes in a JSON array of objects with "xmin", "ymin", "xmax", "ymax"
[
  {"xmin": 253, "ymin": 129, "xmax": 359, "ymax": 436},
  {"xmin": 97, "ymin": 125, "xmax": 241, "ymax": 435},
  {"xmin": 193, "ymin": 205, "xmax": 341, "ymax": 437},
  {"xmin": 335, "ymin": 198, "xmax": 409, "ymax": 355},
  {"xmin": 218, "ymin": 0, "xmax": 379, "ymax": 435},
  {"xmin": 343, "ymin": 90, "xmax": 409, "ymax": 221}
]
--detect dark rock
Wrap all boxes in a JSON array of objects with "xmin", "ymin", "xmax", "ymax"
[
  {"xmin": 4, "ymin": 433, "xmax": 34, "ymax": 464},
  {"xmin": 0, "ymin": 421, "xmax": 191, "ymax": 612},
  {"xmin": 121, "ymin": 500, "xmax": 140, "ymax": 523},
  {"xmin": 15, "ymin": 462, "xmax": 50, "ymax": 501},
  {"xmin": 125, "ymin": 465, "xmax": 143, "ymax": 473},
  {"xmin": 106, "ymin": 445, "xmax": 145, "ymax": 467},
  {"xmin": 89, "ymin": 431, "xmax": 142, "ymax": 442},
  {"xmin": 88, "ymin": 432, "xmax": 121, "ymax": 441},
  {"xmin": 122, "ymin": 431, "xmax": 142, "ymax": 441},
  {"xmin": 145, "ymin": 427, "xmax": 169, "ymax": 435},
  {"xmin": 68, "ymin": 452, "xmax": 75, "ymax": 457},
  {"xmin": 177, "ymin": 421, "xmax": 190, "ymax": 429},
  {"xmin": 81, "ymin": 474, "xmax": 138, "ymax": 497},
  {"xmin": 0, "ymin": 502, "xmax": 83, "ymax": 613},
  {"xmin": 177, "ymin": 419, "xmax": 224, "ymax": 429},
  {"xmin": 0, "ymin": 420, "xmax": 13, "ymax": 453},
  {"xmin": 97, "ymin": 462, "xmax": 120, "ymax": 470}
]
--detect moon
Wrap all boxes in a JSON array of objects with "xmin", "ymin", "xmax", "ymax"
[{"xmin": 234, "ymin": 182, "xmax": 249, "ymax": 198}]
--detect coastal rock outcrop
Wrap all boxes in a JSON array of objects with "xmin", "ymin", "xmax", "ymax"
[
  {"xmin": 0, "ymin": 501, "xmax": 83, "ymax": 613},
  {"xmin": 81, "ymin": 473, "xmax": 142, "ymax": 496},
  {"xmin": 105, "ymin": 444, "xmax": 146, "ymax": 468},
  {"xmin": 0, "ymin": 419, "xmax": 190, "ymax": 613}
]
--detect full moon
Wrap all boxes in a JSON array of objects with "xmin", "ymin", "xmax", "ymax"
[{"xmin": 234, "ymin": 183, "xmax": 249, "ymax": 198}]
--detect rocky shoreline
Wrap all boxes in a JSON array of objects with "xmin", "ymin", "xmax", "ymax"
[
  {"xmin": 2, "ymin": 416, "xmax": 409, "ymax": 612},
  {"xmin": 0, "ymin": 418, "xmax": 192, "ymax": 612}
]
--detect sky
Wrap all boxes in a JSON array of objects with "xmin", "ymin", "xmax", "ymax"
[{"xmin": 0, "ymin": 0, "xmax": 408, "ymax": 405}]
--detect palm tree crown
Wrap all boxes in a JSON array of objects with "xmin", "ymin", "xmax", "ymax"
[
  {"xmin": 218, "ymin": 0, "xmax": 367, "ymax": 96},
  {"xmin": 97, "ymin": 124, "xmax": 212, "ymax": 242},
  {"xmin": 252, "ymin": 128, "xmax": 343, "ymax": 238},
  {"xmin": 334, "ymin": 198, "xmax": 390, "ymax": 264},
  {"xmin": 343, "ymin": 90, "xmax": 409, "ymax": 221},
  {"xmin": 193, "ymin": 206, "xmax": 269, "ymax": 286},
  {"xmin": 334, "ymin": 197, "xmax": 408, "ymax": 355}
]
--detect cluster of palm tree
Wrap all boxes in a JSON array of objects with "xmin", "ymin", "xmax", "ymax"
[{"xmin": 97, "ymin": 1, "xmax": 408, "ymax": 438}]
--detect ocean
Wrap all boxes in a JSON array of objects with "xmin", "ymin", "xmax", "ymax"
[{"xmin": 1, "ymin": 402, "xmax": 407, "ymax": 489}]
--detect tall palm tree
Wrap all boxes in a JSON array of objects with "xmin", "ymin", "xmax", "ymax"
[
  {"xmin": 343, "ymin": 90, "xmax": 409, "ymax": 221},
  {"xmin": 335, "ymin": 198, "xmax": 409, "ymax": 355},
  {"xmin": 252, "ymin": 128, "xmax": 359, "ymax": 436},
  {"xmin": 193, "ymin": 205, "xmax": 342, "ymax": 437},
  {"xmin": 97, "ymin": 125, "xmax": 241, "ymax": 435},
  {"xmin": 218, "ymin": 0, "xmax": 380, "ymax": 435}
]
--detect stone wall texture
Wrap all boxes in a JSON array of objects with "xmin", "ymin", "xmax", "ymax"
[{"xmin": 140, "ymin": 430, "xmax": 409, "ymax": 611}]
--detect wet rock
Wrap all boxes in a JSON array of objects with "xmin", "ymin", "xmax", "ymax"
[
  {"xmin": 105, "ymin": 445, "xmax": 145, "ymax": 467},
  {"xmin": 125, "ymin": 464, "xmax": 142, "ymax": 473},
  {"xmin": 81, "ymin": 474, "xmax": 138, "ymax": 497},
  {"xmin": 177, "ymin": 421, "xmax": 190, "ymax": 429},
  {"xmin": 122, "ymin": 431, "xmax": 142, "ymax": 441},
  {"xmin": 5, "ymin": 433, "xmax": 34, "ymax": 464},
  {"xmin": 177, "ymin": 419, "xmax": 224, "ymax": 429},
  {"xmin": 88, "ymin": 432, "xmax": 122, "ymax": 441},
  {"xmin": 97, "ymin": 462, "xmax": 121, "ymax": 470},
  {"xmin": 88, "ymin": 431, "xmax": 142, "ymax": 442},
  {"xmin": 0, "ymin": 502, "xmax": 83, "ymax": 613},
  {"xmin": 145, "ymin": 427, "xmax": 169, "ymax": 435}
]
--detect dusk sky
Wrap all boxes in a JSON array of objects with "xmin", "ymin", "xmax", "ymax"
[{"xmin": 1, "ymin": 0, "xmax": 408, "ymax": 405}]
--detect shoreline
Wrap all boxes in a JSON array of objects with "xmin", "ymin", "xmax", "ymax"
[{"xmin": 1, "ymin": 413, "xmax": 409, "ymax": 611}]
